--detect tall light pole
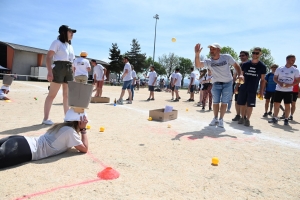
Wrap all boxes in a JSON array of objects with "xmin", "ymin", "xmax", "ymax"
[{"xmin": 152, "ymin": 14, "xmax": 159, "ymax": 65}]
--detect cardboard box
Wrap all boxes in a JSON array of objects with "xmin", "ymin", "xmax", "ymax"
[
  {"xmin": 149, "ymin": 109, "xmax": 178, "ymax": 122},
  {"xmin": 90, "ymin": 97, "xmax": 110, "ymax": 103}
]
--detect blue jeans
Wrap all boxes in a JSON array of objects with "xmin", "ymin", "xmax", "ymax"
[
  {"xmin": 122, "ymin": 80, "xmax": 132, "ymax": 90},
  {"xmin": 131, "ymin": 84, "xmax": 136, "ymax": 99},
  {"xmin": 211, "ymin": 81, "xmax": 233, "ymax": 104}
]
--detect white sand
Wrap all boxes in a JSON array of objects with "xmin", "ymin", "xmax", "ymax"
[{"xmin": 1, "ymin": 81, "xmax": 300, "ymax": 200}]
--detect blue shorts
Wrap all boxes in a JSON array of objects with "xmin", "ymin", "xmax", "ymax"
[
  {"xmin": 175, "ymin": 86, "xmax": 180, "ymax": 90},
  {"xmin": 237, "ymin": 90, "xmax": 256, "ymax": 107},
  {"xmin": 211, "ymin": 81, "xmax": 233, "ymax": 104},
  {"xmin": 148, "ymin": 85, "xmax": 155, "ymax": 91},
  {"xmin": 122, "ymin": 80, "xmax": 132, "ymax": 90}
]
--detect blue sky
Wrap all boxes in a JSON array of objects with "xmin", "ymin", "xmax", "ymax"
[{"xmin": 0, "ymin": 0, "xmax": 299, "ymax": 68}]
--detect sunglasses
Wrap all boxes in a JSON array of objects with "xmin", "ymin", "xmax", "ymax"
[
  {"xmin": 252, "ymin": 52, "xmax": 260, "ymax": 55},
  {"xmin": 239, "ymin": 55, "xmax": 246, "ymax": 57}
]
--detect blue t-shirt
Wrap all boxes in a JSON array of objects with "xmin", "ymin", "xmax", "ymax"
[
  {"xmin": 265, "ymin": 72, "xmax": 276, "ymax": 92},
  {"xmin": 240, "ymin": 60, "xmax": 267, "ymax": 93}
]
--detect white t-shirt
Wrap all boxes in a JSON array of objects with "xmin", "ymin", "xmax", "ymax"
[
  {"xmin": 190, "ymin": 72, "xmax": 196, "ymax": 85},
  {"xmin": 275, "ymin": 66, "xmax": 300, "ymax": 92},
  {"xmin": 202, "ymin": 54, "xmax": 236, "ymax": 83},
  {"xmin": 132, "ymin": 70, "xmax": 137, "ymax": 84},
  {"xmin": 171, "ymin": 72, "xmax": 176, "ymax": 82},
  {"xmin": 49, "ymin": 40, "xmax": 75, "ymax": 63},
  {"xmin": 25, "ymin": 126, "xmax": 83, "ymax": 161},
  {"xmin": 174, "ymin": 72, "xmax": 182, "ymax": 86},
  {"xmin": 93, "ymin": 64, "xmax": 105, "ymax": 81},
  {"xmin": 148, "ymin": 71, "xmax": 157, "ymax": 86},
  {"xmin": 123, "ymin": 62, "xmax": 132, "ymax": 81},
  {"xmin": 73, "ymin": 57, "xmax": 91, "ymax": 77}
]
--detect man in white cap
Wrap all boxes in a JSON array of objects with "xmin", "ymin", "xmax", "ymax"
[
  {"xmin": 194, "ymin": 43, "xmax": 243, "ymax": 128},
  {"xmin": 0, "ymin": 85, "xmax": 10, "ymax": 100},
  {"xmin": 73, "ymin": 51, "xmax": 91, "ymax": 84}
]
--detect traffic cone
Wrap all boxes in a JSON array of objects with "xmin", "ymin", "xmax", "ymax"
[{"xmin": 97, "ymin": 167, "xmax": 120, "ymax": 180}]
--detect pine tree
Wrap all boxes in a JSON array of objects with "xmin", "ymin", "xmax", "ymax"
[
  {"xmin": 126, "ymin": 39, "xmax": 147, "ymax": 73},
  {"xmin": 108, "ymin": 43, "xmax": 123, "ymax": 77}
]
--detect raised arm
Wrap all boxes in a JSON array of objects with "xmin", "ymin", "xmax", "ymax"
[{"xmin": 194, "ymin": 43, "xmax": 204, "ymax": 68}]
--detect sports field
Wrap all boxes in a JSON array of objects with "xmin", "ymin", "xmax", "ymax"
[{"xmin": 1, "ymin": 81, "xmax": 300, "ymax": 200}]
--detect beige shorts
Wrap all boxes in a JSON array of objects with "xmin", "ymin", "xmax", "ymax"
[{"xmin": 75, "ymin": 75, "xmax": 88, "ymax": 84}]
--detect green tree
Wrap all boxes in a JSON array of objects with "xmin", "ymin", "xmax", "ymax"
[
  {"xmin": 250, "ymin": 47, "xmax": 274, "ymax": 71},
  {"xmin": 126, "ymin": 39, "xmax": 147, "ymax": 73},
  {"xmin": 145, "ymin": 57, "xmax": 166, "ymax": 76},
  {"xmin": 158, "ymin": 53, "xmax": 179, "ymax": 79},
  {"xmin": 206, "ymin": 46, "xmax": 238, "ymax": 61},
  {"xmin": 108, "ymin": 43, "xmax": 123, "ymax": 78},
  {"xmin": 178, "ymin": 57, "xmax": 193, "ymax": 87}
]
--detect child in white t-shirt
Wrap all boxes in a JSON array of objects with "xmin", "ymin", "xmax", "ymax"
[{"xmin": 0, "ymin": 85, "xmax": 10, "ymax": 100}]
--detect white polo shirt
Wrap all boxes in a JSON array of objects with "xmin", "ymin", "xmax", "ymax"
[
  {"xmin": 132, "ymin": 70, "xmax": 137, "ymax": 84},
  {"xmin": 174, "ymin": 72, "xmax": 182, "ymax": 86},
  {"xmin": 275, "ymin": 66, "xmax": 300, "ymax": 92},
  {"xmin": 148, "ymin": 71, "xmax": 157, "ymax": 86},
  {"xmin": 123, "ymin": 62, "xmax": 132, "ymax": 81},
  {"xmin": 49, "ymin": 40, "xmax": 75, "ymax": 63},
  {"xmin": 190, "ymin": 71, "xmax": 196, "ymax": 85},
  {"xmin": 93, "ymin": 64, "xmax": 105, "ymax": 81},
  {"xmin": 73, "ymin": 57, "xmax": 91, "ymax": 77}
]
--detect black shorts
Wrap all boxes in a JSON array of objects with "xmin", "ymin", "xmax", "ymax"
[
  {"xmin": 148, "ymin": 86, "xmax": 155, "ymax": 91},
  {"xmin": 52, "ymin": 61, "xmax": 73, "ymax": 83},
  {"xmin": 292, "ymin": 92, "xmax": 298, "ymax": 102},
  {"xmin": 190, "ymin": 85, "xmax": 195, "ymax": 93},
  {"xmin": 237, "ymin": 89, "xmax": 256, "ymax": 107},
  {"xmin": 234, "ymin": 87, "xmax": 240, "ymax": 101},
  {"xmin": 273, "ymin": 91, "xmax": 292, "ymax": 104},
  {"xmin": 264, "ymin": 92, "xmax": 275, "ymax": 104}
]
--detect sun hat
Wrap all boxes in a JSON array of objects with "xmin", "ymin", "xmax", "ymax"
[{"xmin": 64, "ymin": 108, "xmax": 87, "ymax": 122}]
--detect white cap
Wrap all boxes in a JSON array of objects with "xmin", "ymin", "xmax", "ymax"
[
  {"xmin": 1, "ymin": 85, "xmax": 10, "ymax": 91},
  {"xmin": 64, "ymin": 108, "xmax": 87, "ymax": 122},
  {"xmin": 207, "ymin": 43, "xmax": 221, "ymax": 49}
]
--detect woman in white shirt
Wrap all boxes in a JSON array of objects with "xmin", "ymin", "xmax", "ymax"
[
  {"xmin": 43, "ymin": 25, "xmax": 76, "ymax": 125},
  {"xmin": 0, "ymin": 109, "xmax": 89, "ymax": 169}
]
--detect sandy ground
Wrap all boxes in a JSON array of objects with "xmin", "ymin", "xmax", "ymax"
[{"xmin": 1, "ymin": 81, "xmax": 300, "ymax": 200}]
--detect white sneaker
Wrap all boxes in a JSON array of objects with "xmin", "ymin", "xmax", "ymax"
[
  {"xmin": 42, "ymin": 119, "xmax": 54, "ymax": 125},
  {"xmin": 116, "ymin": 99, "xmax": 123, "ymax": 105},
  {"xmin": 127, "ymin": 101, "xmax": 132, "ymax": 104},
  {"xmin": 218, "ymin": 119, "xmax": 224, "ymax": 128},
  {"xmin": 209, "ymin": 118, "xmax": 218, "ymax": 126}
]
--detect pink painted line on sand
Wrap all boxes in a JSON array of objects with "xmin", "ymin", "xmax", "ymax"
[
  {"xmin": 86, "ymin": 151, "xmax": 108, "ymax": 168},
  {"xmin": 13, "ymin": 178, "xmax": 102, "ymax": 200}
]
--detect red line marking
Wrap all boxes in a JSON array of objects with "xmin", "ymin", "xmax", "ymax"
[
  {"xmin": 86, "ymin": 151, "xmax": 107, "ymax": 168},
  {"xmin": 13, "ymin": 178, "xmax": 102, "ymax": 200}
]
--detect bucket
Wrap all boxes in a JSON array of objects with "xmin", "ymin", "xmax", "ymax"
[
  {"xmin": 68, "ymin": 81, "xmax": 93, "ymax": 108},
  {"xmin": 3, "ymin": 75, "xmax": 14, "ymax": 85}
]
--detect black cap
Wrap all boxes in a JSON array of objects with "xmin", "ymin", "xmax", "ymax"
[
  {"xmin": 59, "ymin": 25, "xmax": 77, "ymax": 34},
  {"xmin": 124, "ymin": 56, "xmax": 129, "ymax": 60}
]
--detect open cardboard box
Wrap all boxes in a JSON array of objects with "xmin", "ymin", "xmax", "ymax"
[
  {"xmin": 149, "ymin": 108, "xmax": 178, "ymax": 122},
  {"xmin": 90, "ymin": 97, "xmax": 110, "ymax": 103}
]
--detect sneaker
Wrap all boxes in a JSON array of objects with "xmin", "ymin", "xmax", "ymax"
[
  {"xmin": 244, "ymin": 119, "xmax": 250, "ymax": 126},
  {"xmin": 209, "ymin": 118, "xmax": 219, "ymax": 126},
  {"xmin": 280, "ymin": 113, "xmax": 285, "ymax": 119},
  {"xmin": 263, "ymin": 113, "xmax": 268, "ymax": 117},
  {"xmin": 127, "ymin": 101, "xmax": 132, "ymax": 104},
  {"xmin": 178, "ymin": 97, "xmax": 181, "ymax": 99},
  {"xmin": 268, "ymin": 117, "xmax": 278, "ymax": 124},
  {"xmin": 209, "ymin": 107, "xmax": 212, "ymax": 111},
  {"xmin": 42, "ymin": 119, "xmax": 53, "ymax": 125},
  {"xmin": 267, "ymin": 111, "xmax": 272, "ymax": 116},
  {"xmin": 202, "ymin": 107, "xmax": 205, "ymax": 110},
  {"xmin": 171, "ymin": 98, "xmax": 174, "ymax": 100},
  {"xmin": 188, "ymin": 99, "xmax": 194, "ymax": 102},
  {"xmin": 284, "ymin": 119, "xmax": 289, "ymax": 125},
  {"xmin": 197, "ymin": 103, "xmax": 201, "ymax": 107},
  {"xmin": 117, "ymin": 99, "xmax": 123, "ymax": 105},
  {"xmin": 218, "ymin": 119, "xmax": 224, "ymax": 128},
  {"xmin": 226, "ymin": 110, "xmax": 231, "ymax": 113},
  {"xmin": 288, "ymin": 116, "xmax": 293, "ymax": 121},
  {"xmin": 125, "ymin": 98, "xmax": 129, "ymax": 101},
  {"xmin": 150, "ymin": 98, "xmax": 155, "ymax": 100},
  {"xmin": 173, "ymin": 98, "xmax": 179, "ymax": 102},
  {"xmin": 232, "ymin": 115, "xmax": 241, "ymax": 121},
  {"xmin": 238, "ymin": 118, "xmax": 245, "ymax": 124},
  {"xmin": 147, "ymin": 98, "xmax": 151, "ymax": 101}
]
